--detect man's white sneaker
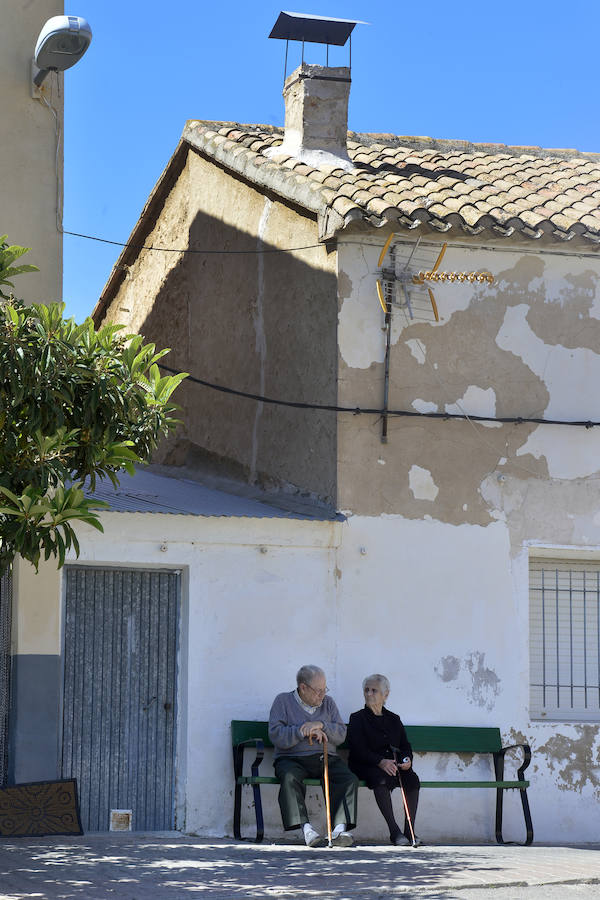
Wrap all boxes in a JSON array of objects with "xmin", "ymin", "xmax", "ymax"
[
  {"xmin": 331, "ymin": 824, "xmax": 354, "ymax": 847},
  {"xmin": 303, "ymin": 823, "xmax": 323, "ymax": 848}
]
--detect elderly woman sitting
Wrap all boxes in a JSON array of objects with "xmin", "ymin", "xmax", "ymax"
[{"xmin": 347, "ymin": 674, "xmax": 420, "ymax": 846}]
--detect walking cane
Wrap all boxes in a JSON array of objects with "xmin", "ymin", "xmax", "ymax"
[
  {"xmin": 309, "ymin": 732, "xmax": 333, "ymax": 848},
  {"xmin": 392, "ymin": 746, "xmax": 418, "ymax": 848},
  {"xmin": 322, "ymin": 736, "xmax": 333, "ymax": 848}
]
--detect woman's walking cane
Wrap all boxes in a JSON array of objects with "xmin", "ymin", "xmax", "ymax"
[
  {"xmin": 392, "ymin": 747, "xmax": 418, "ymax": 848},
  {"xmin": 322, "ymin": 737, "xmax": 333, "ymax": 848}
]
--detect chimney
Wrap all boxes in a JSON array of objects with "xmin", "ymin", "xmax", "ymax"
[
  {"xmin": 274, "ymin": 63, "xmax": 352, "ymax": 169},
  {"xmin": 267, "ymin": 12, "xmax": 364, "ymax": 172}
]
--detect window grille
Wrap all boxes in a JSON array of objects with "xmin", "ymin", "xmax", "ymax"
[{"xmin": 530, "ymin": 558, "xmax": 600, "ymax": 721}]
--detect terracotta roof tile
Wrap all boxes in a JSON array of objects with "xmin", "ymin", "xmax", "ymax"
[{"xmin": 183, "ymin": 121, "xmax": 600, "ymax": 244}]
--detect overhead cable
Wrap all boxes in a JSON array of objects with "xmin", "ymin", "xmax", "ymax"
[
  {"xmin": 63, "ymin": 230, "xmax": 323, "ymax": 255},
  {"xmin": 158, "ymin": 364, "xmax": 600, "ymax": 429}
]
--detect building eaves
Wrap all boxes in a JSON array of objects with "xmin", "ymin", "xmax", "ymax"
[{"xmin": 183, "ymin": 121, "xmax": 600, "ymax": 247}]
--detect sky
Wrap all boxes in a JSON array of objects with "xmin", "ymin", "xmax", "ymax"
[{"xmin": 63, "ymin": 0, "xmax": 600, "ymax": 322}]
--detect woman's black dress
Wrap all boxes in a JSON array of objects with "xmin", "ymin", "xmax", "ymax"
[{"xmin": 347, "ymin": 705, "xmax": 420, "ymax": 840}]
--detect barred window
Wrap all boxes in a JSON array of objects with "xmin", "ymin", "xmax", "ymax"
[{"xmin": 530, "ymin": 558, "xmax": 600, "ymax": 721}]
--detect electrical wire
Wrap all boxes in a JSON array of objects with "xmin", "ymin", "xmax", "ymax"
[
  {"xmin": 39, "ymin": 73, "xmax": 62, "ymax": 234},
  {"xmin": 157, "ymin": 364, "xmax": 600, "ymax": 429},
  {"xmin": 63, "ymin": 230, "xmax": 324, "ymax": 255}
]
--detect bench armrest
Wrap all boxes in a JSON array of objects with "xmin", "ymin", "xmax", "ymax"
[
  {"xmin": 233, "ymin": 738, "xmax": 265, "ymax": 780},
  {"xmin": 494, "ymin": 743, "xmax": 532, "ymax": 782}
]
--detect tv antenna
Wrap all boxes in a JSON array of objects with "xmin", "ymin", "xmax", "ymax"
[{"xmin": 376, "ymin": 235, "xmax": 494, "ymax": 442}]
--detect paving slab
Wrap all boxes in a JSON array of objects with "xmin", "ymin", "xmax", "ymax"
[{"xmin": 0, "ymin": 834, "xmax": 598, "ymax": 900}]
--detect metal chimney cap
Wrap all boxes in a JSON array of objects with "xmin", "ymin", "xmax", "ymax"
[{"xmin": 269, "ymin": 11, "xmax": 368, "ymax": 46}]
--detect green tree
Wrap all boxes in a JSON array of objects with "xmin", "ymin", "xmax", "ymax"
[{"xmin": 0, "ymin": 238, "xmax": 187, "ymax": 574}]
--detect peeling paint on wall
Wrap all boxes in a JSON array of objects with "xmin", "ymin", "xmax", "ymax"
[
  {"xmin": 445, "ymin": 386, "xmax": 496, "ymax": 419},
  {"xmin": 516, "ymin": 425, "xmax": 600, "ymax": 480},
  {"xmin": 537, "ymin": 725, "xmax": 600, "ymax": 795},
  {"xmin": 496, "ymin": 304, "xmax": 600, "ymax": 422},
  {"xmin": 480, "ymin": 471, "xmax": 600, "ymax": 554},
  {"xmin": 435, "ymin": 652, "xmax": 501, "ymax": 710},
  {"xmin": 412, "ymin": 399, "xmax": 438, "ymax": 414},
  {"xmin": 436, "ymin": 655, "xmax": 460, "ymax": 682},
  {"xmin": 406, "ymin": 339, "xmax": 426, "ymax": 363},
  {"xmin": 409, "ymin": 465, "xmax": 439, "ymax": 501}
]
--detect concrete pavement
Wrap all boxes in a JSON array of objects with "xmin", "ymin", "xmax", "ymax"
[{"xmin": 0, "ymin": 834, "xmax": 599, "ymax": 899}]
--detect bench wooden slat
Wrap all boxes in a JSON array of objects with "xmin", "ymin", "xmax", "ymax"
[
  {"xmin": 236, "ymin": 777, "xmax": 529, "ymax": 789},
  {"xmin": 232, "ymin": 721, "xmax": 504, "ymax": 754},
  {"xmin": 404, "ymin": 725, "xmax": 502, "ymax": 754}
]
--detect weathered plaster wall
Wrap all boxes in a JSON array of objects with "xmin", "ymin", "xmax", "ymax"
[
  {"xmin": 1, "ymin": 0, "xmax": 63, "ymax": 303},
  {"xmin": 336, "ymin": 238, "xmax": 600, "ymax": 531},
  {"xmin": 333, "ymin": 236, "xmax": 600, "ymax": 841},
  {"xmin": 101, "ymin": 149, "xmax": 339, "ymax": 506}
]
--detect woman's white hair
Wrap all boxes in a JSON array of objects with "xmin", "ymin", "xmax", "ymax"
[
  {"xmin": 296, "ymin": 664, "xmax": 325, "ymax": 686},
  {"xmin": 362, "ymin": 673, "xmax": 390, "ymax": 694}
]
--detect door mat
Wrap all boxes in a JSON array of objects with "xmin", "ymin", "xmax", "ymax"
[{"xmin": 0, "ymin": 778, "xmax": 83, "ymax": 837}]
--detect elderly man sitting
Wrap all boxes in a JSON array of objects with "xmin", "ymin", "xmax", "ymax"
[{"xmin": 268, "ymin": 664, "xmax": 358, "ymax": 847}]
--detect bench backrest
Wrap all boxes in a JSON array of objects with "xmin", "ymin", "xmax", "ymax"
[{"xmin": 231, "ymin": 720, "xmax": 502, "ymax": 754}]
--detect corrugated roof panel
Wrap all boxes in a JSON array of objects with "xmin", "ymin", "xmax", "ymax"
[{"xmin": 86, "ymin": 468, "xmax": 342, "ymax": 522}]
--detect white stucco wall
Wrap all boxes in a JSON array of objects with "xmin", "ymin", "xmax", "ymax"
[
  {"xmin": 335, "ymin": 514, "xmax": 600, "ymax": 844},
  {"xmin": 72, "ymin": 512, "xmax": 344, "ymax": 838},
  {"xmin": 68, "ymin": 501, "xmax": 595, "ymax": 844}
]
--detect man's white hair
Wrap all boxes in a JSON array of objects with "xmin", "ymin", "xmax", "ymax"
[
  {"xmin": 296, "ymin": 664, "xmax": 325, "ymax": 686},
  {"xmin": 362, "ymin": 673, "xmax": 390, "ymax": 694}
]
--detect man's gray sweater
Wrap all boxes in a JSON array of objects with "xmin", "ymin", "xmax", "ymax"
[{"xmin": 268, "ymin": 691, "xmax": 347, "ymax": 759}]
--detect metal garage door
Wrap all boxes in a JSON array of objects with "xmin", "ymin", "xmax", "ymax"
[{"xmin": 61, "ymin": 567, "xmax": 180, "ymax": 831}]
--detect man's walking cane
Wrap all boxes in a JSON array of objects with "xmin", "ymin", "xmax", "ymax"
[
  {"xmin": 309, "ymin": 732, "xmax": 333, "ymax": 848},
  {"xmin": 392, "ymin": 746, "xmax": 418, "ymax": 848}
]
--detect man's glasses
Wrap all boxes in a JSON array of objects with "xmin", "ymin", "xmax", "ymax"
[{"xmin": 303, "ymin": 682, "xmax": 329, "ymax": 697}]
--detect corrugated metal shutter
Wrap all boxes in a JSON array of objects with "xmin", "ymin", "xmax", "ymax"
[
  {"xmin": 0, "ymin": 568, "xmax": 11, "ymax": 788},
  {"xmin": 530, "ymin": 557, "xmax": 600, "ymax": 721},
  {"xmin": 61, "ymin": 567, "xmax": 179, "ymax": 831}
]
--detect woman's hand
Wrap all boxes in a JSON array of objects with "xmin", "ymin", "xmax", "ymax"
[{"xmin": 378, "ymin": 758, "xmax": 398, "ymax": 776}]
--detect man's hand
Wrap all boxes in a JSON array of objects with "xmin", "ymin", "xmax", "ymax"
[
  {"xmin": 300, "ymin": 721, "xmax": 327, "ymax": 743},
  {"xmin": 399, "ymin": 758, "xmax": 412, "ymax": 771},
  {"xmin": 378, "ymin": 758, "xmax": 398, "ymax": 776}
]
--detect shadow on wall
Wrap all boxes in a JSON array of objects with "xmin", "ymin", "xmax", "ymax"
[{"xmin": 136, "ymin": 200, "xmax": 339, "ymax": 507}]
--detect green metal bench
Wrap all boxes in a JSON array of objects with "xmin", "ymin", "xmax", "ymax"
[{"xmin": 231, "ymin": 719, "xmax": 533, "ymax": 845}]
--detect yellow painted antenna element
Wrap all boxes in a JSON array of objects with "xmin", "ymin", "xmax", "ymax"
[
  {"xmin": 376, "ymin": 235, "xmax": 495, "ymax": 326},
  {"xmin": 431, "ymin": 241, "xmax": 448, "ymax": 273},
  {"xmin": 414, "ymin": 270, "xmax": 495, "ymax": 285},
  {"xmin": 428, "ymin": 288, "xmax": 440, "ymax": 323},
  {"xmin": 376, "ymin": 280, "xmax": 387, "ymax": 313},
  {"xmin": 377, "ymin": 233, "xmax": 395, "ymax": 268}
]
